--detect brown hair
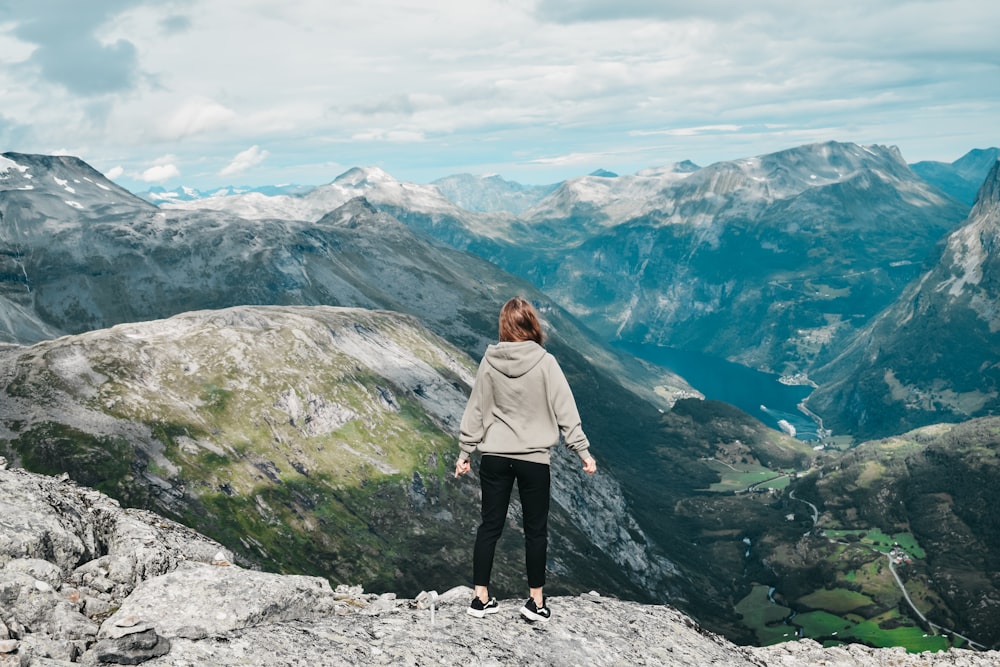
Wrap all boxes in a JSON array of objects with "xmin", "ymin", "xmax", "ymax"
[{"xmin": 498, "ymin": 296, "xmax": 545, "ymax": 345}]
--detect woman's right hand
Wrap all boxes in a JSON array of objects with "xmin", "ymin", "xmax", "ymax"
[
  {"xmin": 582, "ymin": 458, "xmax": 597, "ymax": 475},
  {"xmin": 454, "ymin": 459, "xmax": 471, "ymax": 477}
]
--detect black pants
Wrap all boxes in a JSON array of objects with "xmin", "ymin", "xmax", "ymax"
[{"xmin": 473, "ymin": 454, "xmax": 551, "ymax": 589}]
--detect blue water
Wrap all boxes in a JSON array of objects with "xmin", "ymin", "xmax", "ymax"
[{"xmin": 614, "ymin": 342, "xmax": 819, "ymax": 440}]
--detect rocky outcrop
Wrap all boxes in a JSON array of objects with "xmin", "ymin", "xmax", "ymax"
[{"xmin": 2, "ymin": 466, "xmax": 999, "ymax": 666}]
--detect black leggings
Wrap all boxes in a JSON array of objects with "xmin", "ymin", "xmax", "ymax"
[{"xmin": 473, "ymin": 454, "xmax": 551, "ymax": 589}]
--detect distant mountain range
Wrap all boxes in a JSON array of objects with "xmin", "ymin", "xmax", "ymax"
[
  {"xmin": 137, "ymin": 182, "xmax": 316, "ymax": 204},
  {"xmin": 156, "ymin": 142, "xmax": 993, "ymax": 390},
  {"xmin": 911, "ymin": 148, "xmax": 1000, "ymax": 205}
]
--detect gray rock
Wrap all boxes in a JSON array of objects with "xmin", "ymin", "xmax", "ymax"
[
  {"xmin": 130, "ymin": 594, "xmax": 1000, "ymax": 667},
  {"xmin": 17, "ymin": 633, "xmax": 82, "ymax": 662},
  {"xmin": 0, "ymin": 652, "xmax": 26, "ymax": 667},
  {"xmin": 99, "ymin": 561, "xmax": 338, "ymax": 638},
  {"xmin": 2, "ymin": 559, "xmax": 63, "ymax": 589},
  {"xmin": 83, "ymin": 596, "xmax": 115, "ymax": 619},
  {"xmin": 91, "ymin": 628, "xmax": 170, "ymax": 665}
]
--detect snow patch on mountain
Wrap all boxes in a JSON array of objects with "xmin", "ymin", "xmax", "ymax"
[
  {"xmin": 0, "ymin": 155, "xmax": 30, "ymax": 178},
  {"xmin": 54, "ymin": 176, "xmax": 76, "ymax": 193}
]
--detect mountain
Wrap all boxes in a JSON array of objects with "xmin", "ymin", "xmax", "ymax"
[
  {"xmin": 807, "ymin": 158, "xmax": 1000, "ymax": 438},
  {"xmin": 509, "ymin": 142, "xmax": 970, "ymax": 380},
  {"xmin": 911, "ymin": 148, "xmax": 1000, "ymax": 205},
  {"xmin": 517, "ymin": 160, "xmax": 702, "ymax": 244},
  {"xmin": 139, "ymin": 142, "xmax": 975, "ymax": 430},
  {"xmin": 0, "ymin": 305, "xmax": 683, "ymax": 602},
  {"xmin": 136, "ymin": 182, "xmax": 315, "ymax": 204},
  {"xmin": 0, "ymin": 152, "xmax": 694, "ymax": 412},
  {"xmin": 158, "ymin": 165, "xmax": 521, "ymax": 254},
  {"xmin": 429, "ymin": 173, "xmax": 558, "ymax": 214},
  {"xmin": 169, "ymin": 143, "xmax": 970, "ymax": 384}
]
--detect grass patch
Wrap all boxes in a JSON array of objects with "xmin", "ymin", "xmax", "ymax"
[
  {"xmin": 797, "ymin": 588, "xmax": 875, "ymax": 614},
  {"xmin": 844, "ymin": 618, "xmax": 948, "ymax": 652},
  {"xmin": 9, "ymin": 422, "xmax": 148, "ymax": 504},
  {"xmin": 735, "ymin": 585, "xmax": 795, "ymax": 645},
  {"xmin": 890, "ymin": 532, "xmax": 926, "ymax": 559},
  {"xmin": 795, "ymin": 610, "xmax": 854, "ymax": 637},
  {"xmin": 701, "ymin": 460, "xmax": 788, "ymax": 493}
]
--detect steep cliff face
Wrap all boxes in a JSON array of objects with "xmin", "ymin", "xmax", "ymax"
[{"xmin": 808, "ymin": 160, "xmax": 1000, "ymax": 437}]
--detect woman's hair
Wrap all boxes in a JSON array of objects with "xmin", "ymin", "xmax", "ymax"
[{"xmin": 498, "ymin": 296, "xmax": 545, "ymax": 345}]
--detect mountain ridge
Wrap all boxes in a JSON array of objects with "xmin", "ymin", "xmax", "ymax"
[{"xmin": 807, "ymin": 159, "xmax": 1000, "ymax": 437}]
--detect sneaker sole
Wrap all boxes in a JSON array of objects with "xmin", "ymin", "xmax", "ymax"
[
  {"xmin": 520, "ymin": 607, "xmax": 551, "ymax": 623},
  {"xmin": 467, "ymin": 607, "xmax": 500, "ymax": 618}
]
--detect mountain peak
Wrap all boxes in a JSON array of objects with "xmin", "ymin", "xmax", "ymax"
[
  {"xmin": 1, "ymin": 151, "xmax": 152, "ymax": 213},
  {"xmin": 332, "ymin": 166, "xmax": 395, "ymax": 187},
  {"xmin": 971, "ymin": 158, "xmax": 1000, "ymax": 217},
  {"xmin": 314, "ymin": 196, "xmax": 411, "ymax": 237}
]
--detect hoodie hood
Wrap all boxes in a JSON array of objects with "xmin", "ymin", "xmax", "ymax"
[{"xmin": 485, "ymin": 340, "xmax": 547, "ymax": 378}]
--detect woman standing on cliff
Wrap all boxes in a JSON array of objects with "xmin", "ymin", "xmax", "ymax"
[{"xmin": 454, "ymin": 296, "xmax": 597, "ymax": 622}]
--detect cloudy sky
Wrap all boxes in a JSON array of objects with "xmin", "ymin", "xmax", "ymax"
[{"xmin": 1, "ymin": 0, "xmax": 997, "ymax": 191}]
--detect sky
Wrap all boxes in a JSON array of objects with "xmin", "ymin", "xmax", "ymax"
[{"xmin": 0, "ymin": 0, "xmax": 997, "ymax": 193}]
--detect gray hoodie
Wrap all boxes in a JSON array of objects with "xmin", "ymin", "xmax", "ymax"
[{"xmin": 458, "ymin": 340, "xmax": 592, "ymax": 465}]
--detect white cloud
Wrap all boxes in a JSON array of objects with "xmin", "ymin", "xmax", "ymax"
[
  {"xmin": 0, "ymin": 1, "xmax": 995, "ymax": 189},
  {"xmin": 631, "ymin": 125, "xmax": 744, "ymax": 138},
  {"xmin": 220, "ymin": 145, "xmax": 268, "ymax": 176},
  {"xmin": 163, "ymin": 99, "xmax": 237, "ymax": 140},
  {"xmin": 140, "ymin": 163, "xmax": 180, "ymax": 182},
  {"xmin": 105, "ymin": 165, "xmax": 124, "ymax": 180},
  {"xmin": 350, "ymin": 129, "xmax": 426, "ymax": 143}
]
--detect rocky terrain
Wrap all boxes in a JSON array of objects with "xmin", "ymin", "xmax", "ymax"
[{"xmin": 3, "ymin": 464, "xmax": 999, "ymax": 667}]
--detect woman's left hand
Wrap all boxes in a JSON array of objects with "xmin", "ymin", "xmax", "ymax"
[
  {"xmin": 582, "ymin": 458, "xmax": 597, "ymax": 475},
  {"xmin": 454, "ymin": 459, "xmax": 471, "ymax": 477}
]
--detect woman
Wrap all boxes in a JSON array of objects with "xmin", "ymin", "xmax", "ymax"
[{"xmin": 454, "ymin": 296, "xmax": 597, "ymax": 622}]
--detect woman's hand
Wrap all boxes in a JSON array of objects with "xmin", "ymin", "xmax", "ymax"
[
  {"xmin": 582, "ymin": 458, "xmax": 597, "ymax": 475},
  {"xmin": 454, "ymin": 459, "xmax": 471, "ymax": 478}
]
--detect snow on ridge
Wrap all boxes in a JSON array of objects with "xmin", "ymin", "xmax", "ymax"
[{"xmin": 0, "ymin": 156, "xmax": 30, "ymax": 178}]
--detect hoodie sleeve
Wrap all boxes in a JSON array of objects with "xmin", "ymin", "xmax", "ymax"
[
  {"xmin": 457, "ymin": 358, "xmax": 489, "ymax": 462},
  {"xmin": 546, "ymin": 356, "xmax": 593, "ymax": 462}
]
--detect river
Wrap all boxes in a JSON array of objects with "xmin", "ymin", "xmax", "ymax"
[{"xmin": 614, "ymin": 342, "xmax": 819, "ymax": 441}]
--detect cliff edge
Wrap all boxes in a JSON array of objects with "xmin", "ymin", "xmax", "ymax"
[{"xmin": 1, "ymin": 464, "xmax": 996, "ymax": 666}]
